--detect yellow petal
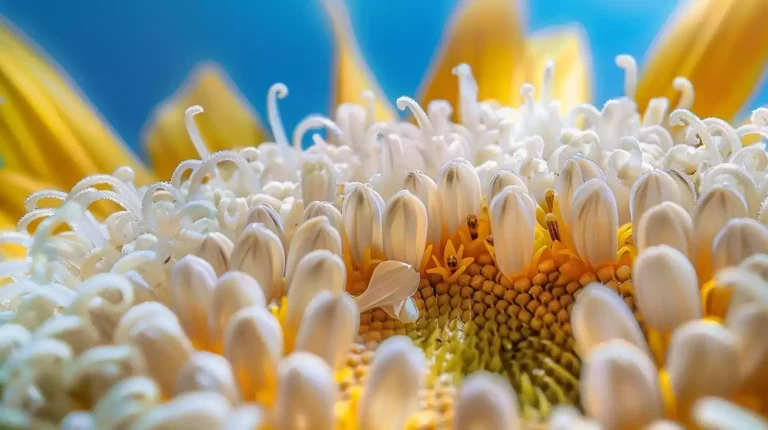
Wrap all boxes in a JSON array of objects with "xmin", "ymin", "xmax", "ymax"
[
  {"xmin": 141, "ymin": 63, "xmax": 268, "ymax": 180},
  {"xmin": 418, "ymin": 0, "xmax": 526, "ymax": 111},
  {"xmin": 323, "ymin": 0, "xmax": 395, "ymax": 121},
  {"xmin": 521, "ymin": 26, "xmax": 593, "ymax": 114},
  {"xmin": 635, "ymin": 0, "xmax": 768, "ymax": 120},
  {"xmin": 0, "ymin": 19, "xmax": 154, "ymax": 188}
]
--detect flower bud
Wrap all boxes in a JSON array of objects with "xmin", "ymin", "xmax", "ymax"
[
  {"xmin": 693, "ymin": 398, "xmax": 768, "ymax": 430},
  {"xmin": 130, "ymin": 391, "xmax": 230, "ymax": 429},
  {"xmin": 437, "ymin": 159, "xmax": 481, "ymax": 236},
  {"xmin": 572, "ymin": 284, "xmax": 648, "ymax": 359},
  {"xmin": 193, "ymin": 232, "xmax": 234, "ymax": 277},
  {"xmin": 712, "ymin": 218, "xmax": 768, "ymax": 272},
  {"xmin": 726, "ymin": 303, "xmax": 768, "ymax": 390},
  {"xmin": 667, "ymin": 321, "xmax": 739, "ymax": 412},
  {"xmin": 636, "ymin": 202, "xmax": 693, "ymax": 258},
  {"xmin": 633, "ymin": 245, "xmax": 701, "ymax": 332},
  {"xmin": 286, "ymin": 250, "xmax": 346, "ymax": 337},
  {"xmin": 301, "ymin": 201, "xmax": 343, "ymax": 233},
  {"xmin": 285, "ymin": 217, "xmax": 342, "ymax": 292},
  {"xmin": 230, "ymin": 223, "xmax": 285, "ymax": 302},
  {"xmin": 382, "ymin": 190, "xmax": 428, "ymax": 268},
  {"xmin": 629, "ymin": 170, "xmax": 681, "ymax": 229},
  {"xmin": 245, "ymin": 203, "xmax": 286, "ymax": 252},
  {"xmin": 273, "ymin": 353, "xmax": 337, "ymax": 430},
  {"xmin": 693, "ymin": 185, "xmax": 749, "ymax": 278},
  {"xmin": 663, "ymin": 169, "xmax": 696, "ymax": 214},
  {"xmin": 357, "ymin": 336, "xmax": 426, "ymax": 430},
  {"xmin": 342, "ymin": 183, "xmax": 384, "ymax": 266},
  {"xmin": 224, "ymin": 306, "xmax": 282, "ymax": 403},
  {"xmin": 582, "ymin": 340, "xmax": 664, "ymax": 430},
  {"xmin": 174, "ymin": 351, "xmax": 239, "ymax": 405},
  {"xmin": 487, "ymin": 169, "xmax": 527, "ymax": 204},
  {"xmin": 209, "ymin": 271, "xmax": 266, "ymax": 350},
  {"xmin": 570, "ymin": 179, "xmax": 618, "ymax": 269},
  {"xmin": 170, "ymin": 255, "xmax": 217, "ymax": 349},
  {"xmin": 557, "ymin": 155, "xmax": 605, "ymax": 223},
  {"xmin": 490, "ymin": 185, "xmax": 536, "ymax": 279},
  {"xmin": 403, "ymin": 170, "xmax": 442, "ymax": 246},
  {"xmin": 300, "ymin": 154, "xmax": 337, "ymax": 205},
  {"xmin": 295, "ymin": 291, "xmax": 359, "ymax": 370},
  {"xmin": 454, "ymin": 372, "xmax": 520, "ymax": 430}
]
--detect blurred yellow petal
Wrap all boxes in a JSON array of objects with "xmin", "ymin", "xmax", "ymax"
[
  {"xmin": 635, "ymin": 0, "xmax": 768, "ymax": 120},
  {"xmin": 324, "ymin": 0, "xmax": 395, "ymax": 121},
  {"xmin": 521, "ymin": 26, "xmax": 592, "ymax": 114},
  {"xmin": 0, "ymin": 169, "xmax": 54, "ymax": 259},
  {"xmin": 141, "ymin": 63, "xmax": 268, "ymax": 180},
  {"xmin": 418, "ymin": 0, "xmax": 526, "ymax": 112},
  {"xmin": 0, "ymin": 19, "xmax": 154, "ymax": 188}
]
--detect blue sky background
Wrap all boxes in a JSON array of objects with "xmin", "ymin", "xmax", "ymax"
[{"xmin": 1, "ymin": 0, "xmax": 766, "ymax": 160}]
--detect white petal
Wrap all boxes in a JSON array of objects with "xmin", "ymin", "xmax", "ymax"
[
  {"xmin": 383, "ymin": 190, "xmax": 427, "ymax": 268},
  {"xmin": 357, "ymin": 336, "xmax": 426, "ymax": 430},
  {"xmin": 629, "ymin": 170, "xmax": 681, "ymax": 229},
  {"xmin": 572, "ymin": 283, "xmax": 649, "ymax": 359},
  {"xmin": 285, "ymin": 217, "xmax": 342, "ymax": 291},
  {"xmin": 487, "ymin": 169, "xmax": 527, "ymax": 204},
  {"xmin": 633, "ymin": 245, "xmax": 701, "ymax": 332},
  {"xmin": 581, "ymin": 340, "xmax": 664, "ymax": 430},
  {"xmin": 170, "ymin": 255, "xmax": 217, "ymax": 348},
  {"xmin": 437, "ymin": 159, "xmax": 481, "ymax": 236},
  {"xmin": 274, "ymin": 352, "xmax": 337, "ymax": 430},
  {"xmin": 209, "ymin": 271, "xmax": 266, "ymax": 348},
  {"xmin": 230, "ymin": 223, "xmax": 285, "ymax": 302},
  {"xmin": 725, "ymin": 302, "xmax": 768, "ymax": 389},
  {"xmin": 557, "ymin": 155, "xmax": 605, "ymax": 223},
  {"xmin": 712, "ymin": 218, "xmax": 768, "ymax": 272},
  {"xmin": 286, "ymin": 250, "xmax": 346, "ymax": 332},
  {"xmin": 667, "ymin": 320, "xmax": 739, "ymax": 409},
  {"xmin": 454, "ymin": 371, "xmax": 521, "ymax": 430},
  {"xmin": 636, "ymin": 202, "xmax": 694, "ymax": 259},
  {"xmin": 570, "ymin": 179, "xmax": 618, "ymax": 268},
  {"xmin": 129, "ymin": 391, "xmax": 230, "ymax": 429},
  {"xmin": 193, "ymin": 232, "xmax": 234, "ymax": 278},
  {"xmin": 403, "ymin": 170, "xmax": 442, "ymax": 246},
  {"xmin": 300, "ymin": 154, "xmax": 337, "ymax": 205},
  {"xmin": 342, "ymin": 183, "xmax": 384, "ymax": 265},
  {"xmin": 301, "ymin": 201, "xmax": 343, "ymax": 233},
  {"xmin": 245, "ymin": 203, "xmax": 286, "ymax": 253},
  {"xmin": 174, "ymin": 351, "xmax": 239, "ymax": 405},
  {"xmin": 490, "ymin": 185, "xmax": 536, "ymax": 279},
  {"xmin": 353, "ymin": 260, "xmax": 419, "ymax": 314},
  {"xmin": 693, "ymin": 397, "xmax": 768, "ymax": 430},
  {"xmin": 295, "ymin": 291, "xmax": 359, "ymax": 370}
]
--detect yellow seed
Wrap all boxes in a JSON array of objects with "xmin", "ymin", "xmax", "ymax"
[
  {"xmin": 503, "ymin": 290, "xmax": 517, "ymax": 302},
  {"xmin": 532, "ymin": 273, "xmax": 548, "ymax": 287},
  {"xmin": 470, "ymin": 275, "xmax": 485, "ymax": 290},
  {"xmin": 457, "ymin": 274, "xmax": 472, "ymax": 287},
  {"xmin": 578, "ymin": 271, "xmax": 597, "ymax": 286},
  {"xmin": 477, "ymin": 254, "xmax": 494, "ymax": 266},
  {"xmin": 595, "ymin": 265, "xmax": 615, "ymax": 283},
  {"xmin": 514, "ymin": 278, "xmax": 531, "ymax": 293},
  {"xmin": 383, "ymin": 320, "xmax": 395, "ymax": 330},
  {"xmin": 435, "ymin": 283, "xmax": 450, "ymax": 295},
  {"xmin": 500, "ymin": 276, "xmax": 513, "ymax": 289},
  {"xmin": 605, "ymin": 279, "xmax": 620, "ymax": 293},
  {"xmin": 437, "ymin": 294, "xmax": 450, "ymax": 306},
  {"xmin": 507, "ymin": 304, "xmax": 521, "ymax": 317},
  {"xmin": 539, "ymin": 292, "xmax": 553, "ymax": 305},
  {"xmin": 616, "ymin": 265, "xmax": 632, "ymax": 282},
  {"xmin": 552, "ymin": 287, "xmax": 565, "ymax": 298},
  {"xmin": 518, "ymin": 310, "xmax": 533, "ymax": 324},
  {"xmin": 539, "ymin": 259, "xmax": 556, "ymax": 274},
  {"xmin": 565, "ymin": 282, "xmax": 581, "ymax": 295},
  {"xmin": 515, "ymin": 293, "xmax": 532, "ymax": 307},
  {"xmin": 421, "ymin": 287, "xmax": 435, "ymax": 299},
  {"xmin": 529, "ymin": 285, "xmax": 544, "ymax": 297},
  {"xmin": 371, "ymin": 321, "xmax": 383, "ymax": 331},
  {"xmin": 482, "ymin": 280, "xmax": 495, "ymax": 293},
  {"xmin": 618, "ymin": 280, "xmax": 634, "ymax": 297},
  {"xmin": 450, "ymin": 295, "xmax": 461, "ymax": 309},
  {"xmin": 495, "ymin": 300, "xmax": 509, "ymax": 312},
  {"xmin": 466, "ymin": 263, "xmax": 482, "ymax": 276},
  {"xmin": 360, "ymin": 313, "xmax": 372, "ymax": 325},
  {"xmin": 461, "ymin": 299, "xmax": 472, "ymax": 310},
  {"xmin": 483, "ymin": 295, "xmax": 497, "ymax": 308},
  {"xmin": 492, "ymin": 284, "xmax": 506, "ymax": 298},
  {"xmin": 448, "ymin": 284, "xmax": 461, "ymax": 297},
  {"xmin": 480, "ymin": 265, "xmax": 498, "ymax": 280}
]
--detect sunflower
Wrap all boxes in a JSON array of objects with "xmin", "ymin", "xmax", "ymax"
[{"xmin": 2, "ymin": 1, "xmax": 768, "ymax": 429}]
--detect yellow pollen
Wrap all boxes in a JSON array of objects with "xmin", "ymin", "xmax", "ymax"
[{"xmin": 544, "ymin": 188, "xmax": 556, "ymax": 214}]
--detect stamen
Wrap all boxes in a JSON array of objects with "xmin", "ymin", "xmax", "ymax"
[
  {"xmin": 545, "ymin": 188, "xmax": 556, "ymax": 213},
  {"xmin": 541, "ymin": 60, "xmax": 555, "ymax": 104},
  {"xmin": 446, "ymin": 255, "xmax": 458, "ymax": 271},
  {"xmin": 451, "ymin": 63, "xmax": 479, "ymax": 129},
  {"xmin": 615, "ymin": 54, "xmax": 638, "ymax": 99},
  {"xmin": 184, "ymin": 106, "xmax": 211, "ymax": 160},
  {"xmin": 672, "ymin": 77, "xmax": 694, "ymax": 110},
  {"xmin": 292, "ymin": 115, "xmax": 345, "ymax": 150},
  {"xmin": 466, "ymin": 214, "xmax": 479, "ymax": 240},
  {"xmin": 362, "ymin": 90, "xmax": 375, "ymax": 126},
  {"xmin": 484, "ymin": 234, "xmax": 494, "ymax": 246},
  {"xmin": 396, "ymin": 97, "xmax": 435, "ymax": 140},
  {"xmin": 521, "ymin": 83, "xmax": 536, "ymax": 111},
  {"xmin": 545, "ymin": 213, "xmax": 561, "ymax": 242}
]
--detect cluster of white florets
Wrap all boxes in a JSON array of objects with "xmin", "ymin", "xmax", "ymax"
[{"xmin": 1, "ymin": 56, "xmax": 768, "ymax": 429}]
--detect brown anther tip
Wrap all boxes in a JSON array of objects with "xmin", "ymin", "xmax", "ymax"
[
  {"xmin": 467, "ymin": 214, "xmax": 479, "ymax": 240},
  {"xmin": 484, "ymin": 234, "xmax": 494, "ymax": 246}
]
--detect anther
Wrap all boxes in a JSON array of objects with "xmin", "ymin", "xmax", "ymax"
[
  {"xmin": 545, "ymin": 213, "xmax": 561, "ymax": 242},
  {"xmin": 467, "ymin": 214, "xmax": 479, "ymax": 240}
]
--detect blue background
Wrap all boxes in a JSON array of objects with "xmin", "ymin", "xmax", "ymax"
[{"xmin": 1, "ymin": 0, "xmax": 766, "ymax": 160}]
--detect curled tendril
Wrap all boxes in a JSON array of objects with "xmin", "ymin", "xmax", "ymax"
[
  {"xmin": 65, "ymin": 273, "xmax": 135, "ymax": 318},
  {"xmin": 673, "ymin": 77, "xmax": 695, "ymax": 110},
  {"xmin": 615, "ymin": 54, "xmax": 637, "ymax": 99},
  {"xmin": 184, "ymin": 106, "xmax": 211, "ymax": 160},
  {"xmin": 292, "ymin": 115, "xmax": 345, "ymax": 150},
  {"xmin": 670, "ymin": 109, "xmax": 723, "ymax": 166},
  {"xmin": 186, "ymin": 151, "xmax": 260, "ymax": 200},
  {"xmin": 397, "ymin": 96, "xmax": 435, "ymax": 140}
]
